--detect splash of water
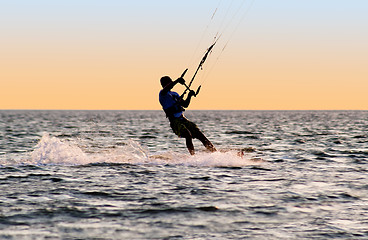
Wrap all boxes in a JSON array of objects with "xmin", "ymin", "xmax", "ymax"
[
  {"xmin": 30, "ymin": 134, "xmax": 89, "ymax": 165},
  {"xmin": 26, "ymin": 134, "xmax": 261, "ymax": 167}
]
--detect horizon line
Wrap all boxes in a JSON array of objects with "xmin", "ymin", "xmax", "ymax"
[{"xmin": 1, "ymin": 109, "xmax": 367, "ymax": 111}]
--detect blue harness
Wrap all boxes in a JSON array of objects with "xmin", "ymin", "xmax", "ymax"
[{"xmin": 159, "ymin": 90, "xmax": 185, "ymax": 118}]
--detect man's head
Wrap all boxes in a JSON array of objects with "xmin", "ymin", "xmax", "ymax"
[{"xmin": 160, "ymin": 76, "xmax": 172, "ymax": 88}]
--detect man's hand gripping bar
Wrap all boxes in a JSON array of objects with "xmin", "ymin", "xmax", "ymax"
[{"xmin": 179, "ymin": 69, "xmax": 201, "ymax": 97}]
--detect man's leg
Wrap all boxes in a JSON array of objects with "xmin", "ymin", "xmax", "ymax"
[
  {"xmin": 195, "ymin": 130, "xmax": 216, "ymax": 152},
  {"xmin": 170, "ymin": 118, "xmax": 195, "ymax": 155},
  {"xmin": 181, "ymin": 128, "xmax": 195, "ymax": 155}
]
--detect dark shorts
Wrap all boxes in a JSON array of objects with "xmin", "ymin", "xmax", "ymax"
[{"xmin": 169, "ymin": 116, "xmax": 200, "ymax": 138}]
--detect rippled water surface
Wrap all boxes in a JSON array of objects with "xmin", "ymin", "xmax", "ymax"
[{"xmin": 0, "ymin": 110, "xmax": 368, "ymax": 239}]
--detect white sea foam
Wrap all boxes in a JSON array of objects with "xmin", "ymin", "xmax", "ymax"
[
  {"xmin": 30, "ymin": 134, "xmax": 89, "ymax": 165},
  {"xmin": 28, "ymin": 134, "xmax": 260, "ymax": 167}
]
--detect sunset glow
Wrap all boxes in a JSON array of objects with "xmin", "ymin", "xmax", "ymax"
[{"xmin": 1, "ymin": 0, "xmax": 367, "ymax": 110}]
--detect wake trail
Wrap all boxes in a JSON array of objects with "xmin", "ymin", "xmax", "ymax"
[{"xmin": 5, "ymin": 134, "xmax": 263, "ymax": 168}]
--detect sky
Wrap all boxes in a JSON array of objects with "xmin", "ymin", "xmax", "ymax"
[{"xmin": 1, "ymin": 0, "xmax": 367, "ymax": 110}]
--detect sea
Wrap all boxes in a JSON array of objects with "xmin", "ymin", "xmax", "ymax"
[{"xmin": 0, "ymin": 110, "xmax": 367, "ymax": 239}]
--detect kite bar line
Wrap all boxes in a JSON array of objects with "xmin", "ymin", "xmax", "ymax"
[
  {"xmin": 179, "ymin": 0, "xmax": 255, "ymax": 98},
  {"xmin": 180, "ymin": 40, "xmax": 217, "ymax": 98}
]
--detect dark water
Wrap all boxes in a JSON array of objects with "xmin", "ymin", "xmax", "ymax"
[{"xmin": 1, "ymin": 110, "xmax": 368, "ymax": 239}]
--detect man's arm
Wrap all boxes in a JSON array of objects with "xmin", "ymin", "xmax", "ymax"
[
  {"xmin": 161, "ymin": 78, "xmax": 185, "ymax": 94},
  {"xmin": 180, "ymin": 90, "xmax": 196, "ymax": 108}
]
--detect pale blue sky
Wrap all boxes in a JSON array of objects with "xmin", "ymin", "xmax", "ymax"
[{"xmin": 1, "ymin": 0, "xmax": 367, "ymax": 109}]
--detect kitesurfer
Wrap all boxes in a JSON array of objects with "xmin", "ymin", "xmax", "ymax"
[{"xmin": 159, "ymin": 76, "xmax": 216, "ymax": 155}]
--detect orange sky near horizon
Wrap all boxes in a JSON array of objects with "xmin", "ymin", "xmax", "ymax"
[{"xmin": 1, "ymin": 1, "xmax": 367, "ymax": 110}]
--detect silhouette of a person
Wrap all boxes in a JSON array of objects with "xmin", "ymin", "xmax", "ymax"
[{"xmin": 159, "ymin": 76, "xmax": 216, "ymax": 155}]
